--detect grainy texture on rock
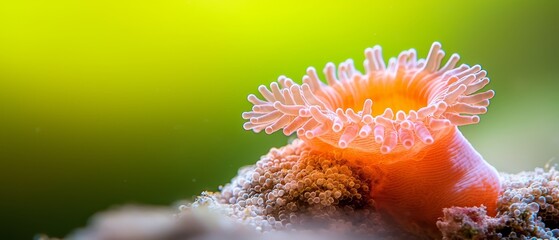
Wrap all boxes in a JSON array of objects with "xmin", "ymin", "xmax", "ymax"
[
  {"xmin": 438, "ymin": 167, "xmax": 559, "ymax": 240},
  {"xmin": 214, "ymin": 139, "xmax": 383, "ymax": 234},
  {"xmin": 40, "ymin": 146, "xmax": 559, "ymax": 239}
]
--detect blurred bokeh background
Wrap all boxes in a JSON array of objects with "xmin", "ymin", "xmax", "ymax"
[{"xmin": 0, "ymin": 0, "xmax": 558, "ymax": 239}]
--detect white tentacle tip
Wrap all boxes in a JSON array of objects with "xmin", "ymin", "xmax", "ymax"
[
  {"xmin": 265, "ymin": 126, "xmax": 274, "ymax": 134},
  {"xmin": 402, "ymin": 140, "xmax": 414, "ymax": 149},
  {"xmin": 296, "ymin": 128, "xmax": 306, "ymax": 137},
  {"xmin": 358, "ymin": 125, "xmax": 372, "ymax": 138},
  {"xmin": 332, "ymin": 123, "xmax": 343, "ymax": 132},
  {"xmin": 380, "ymin": 146, "xmax": 392, "ymax": 154},
  {"xmin": 400, "ymin": 120, "xmax": 413, "ymax": 129},
  {"xmin": 338, "ymin": 140, "xmax": 349, "ymax": 149},
  {"xmin": 247, "ymin": 94, "xmax": 256, "ymax": 101},
  {"xmin": 298, "ymin": 108, "xmax": 310, "ymax": 117},
  {"xmin": 305, "ymin": 131, "xmax": 315, "ymax": 139},
  {"xmin": 472, "ymin": 115, "xmax": 480, "ymax": 123},
  {"xmin": 423, "ymin": 137, "xmax": 434, "ymax": 145},
  {"xmin": 241, "ymin": 112, "xmax": 252, "ymax": 119},
  {"xmin": 487, "ymin": 90, "xmax": 496, "ymax": 98},
  {"xmin": 363, "ymin": 115, "xmax": 374, "ymax": 124},
  {"xmin": 365, "ymin": 47, "xmax": 375, "ymax": 56},
  {"xmin": 358, "ymin": 131, "xmax": 367, "ymax": 138}
]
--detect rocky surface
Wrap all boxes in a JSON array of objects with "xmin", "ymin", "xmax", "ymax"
[
  {"xmin": 41, "ymin": 142, "xmax": 559, "ymax": 239},
  {"xmin": 438, "ymin": 167, "xmax": 559, "ymax": 240}
]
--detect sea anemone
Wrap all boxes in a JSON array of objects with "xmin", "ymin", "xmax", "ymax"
[{"xmin": 242, "ymin": 42, "xmax": 501, "ymax": 238}]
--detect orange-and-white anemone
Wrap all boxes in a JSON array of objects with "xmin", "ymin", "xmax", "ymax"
[{"xmin": 242, "ymin": 42, "xmax": 501, "ymax": 238}]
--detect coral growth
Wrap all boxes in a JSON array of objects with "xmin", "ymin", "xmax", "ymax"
[
  {"xmin": 438, "ymin": 167, "xmax": 559, "ymax": 239},
  {"xmin": 216, "ymin": 139, "xmax": 383, "ymax": 234},
  {"xmin": 45, "ymin": 165, "xmax": 559, "ymax": 240},
  {"xmin": 242, "ymin": 42, "xmax": 500, "ymax": 237}
]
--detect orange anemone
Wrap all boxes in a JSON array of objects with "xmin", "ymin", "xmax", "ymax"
[{"xmin": 242, "ymin": 42, "xmax": 501, "ymax": 237}]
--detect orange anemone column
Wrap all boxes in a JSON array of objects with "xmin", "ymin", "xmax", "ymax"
[{"xmin": 371, "ymin": 126, "xmax": 500, "ymax": 237}]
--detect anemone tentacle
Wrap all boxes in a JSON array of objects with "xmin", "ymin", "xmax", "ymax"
[{"xmin": 242, "ymin": 42, "xmax": 494, "ymax": 153}]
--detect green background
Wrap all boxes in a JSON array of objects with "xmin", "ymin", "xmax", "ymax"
[{"xmin": 1, "ymin": 0, "xmax": 558, "ymax": 239}]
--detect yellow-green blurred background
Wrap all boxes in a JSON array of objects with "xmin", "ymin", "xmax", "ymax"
[{"xmin": 1, "ymin": 0, "xmax": 558, "ymax": 239}]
